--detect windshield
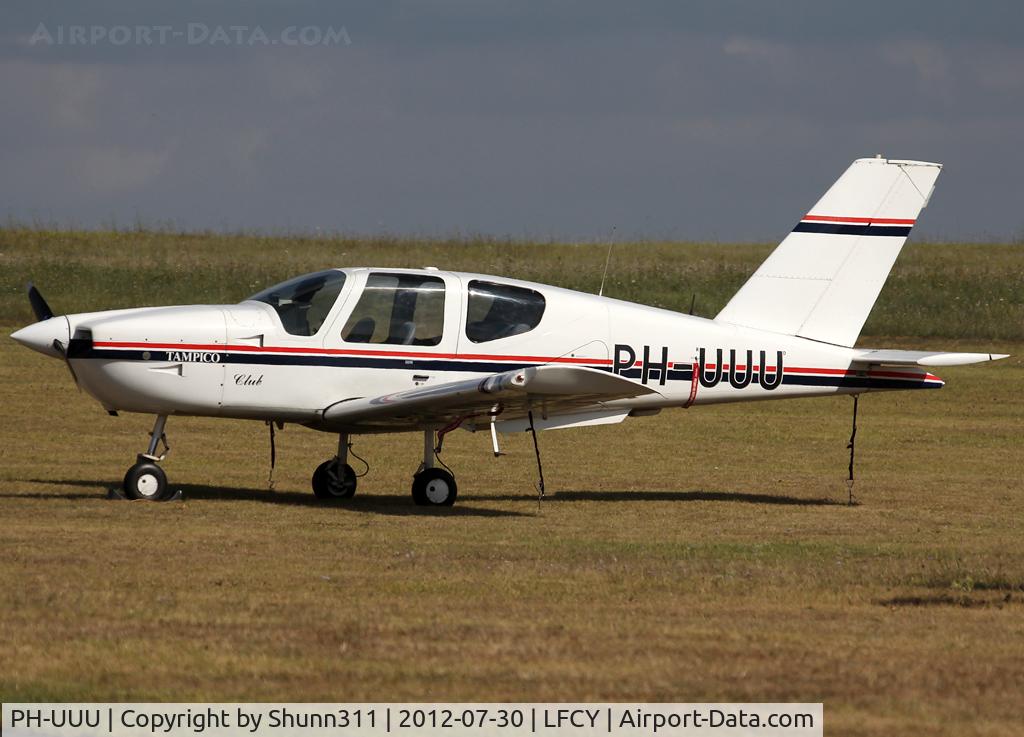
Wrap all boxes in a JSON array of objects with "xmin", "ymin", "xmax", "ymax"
[{"xmin": 246, "ymin": 269, "xmax": 346, "ymax": 336}]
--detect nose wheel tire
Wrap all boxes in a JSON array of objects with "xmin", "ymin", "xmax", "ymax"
[
  {"xmin": 312, "ymin": 459, "xmax": 358, "ymax": 499},
  {"xmin": 123, "ymin": 460, "xmax": 170, "ymax": 501},
  {"xmin": 412, "ymin": 468, "xmax": 458, "ymax": 506}
]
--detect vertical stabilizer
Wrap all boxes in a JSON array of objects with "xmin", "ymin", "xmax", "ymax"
[{"xmin": 716, "ymin": 157, "xmax": 941, "ymax": 347}]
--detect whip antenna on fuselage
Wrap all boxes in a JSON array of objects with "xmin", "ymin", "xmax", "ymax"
[{"xmin": 598, "ymin": 226, "xmax": 616, "ymax": 297}]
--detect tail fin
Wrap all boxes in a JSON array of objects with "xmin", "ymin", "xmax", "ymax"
[{"xmin": 716, "ymin": 157, "xmax": 942, "ymax": 347}]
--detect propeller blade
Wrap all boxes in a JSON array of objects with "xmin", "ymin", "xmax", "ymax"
[
  {"xmin": 51, "ymin": 338, "xmax": 81, "ymax": 390},
  {"xmin": 27, "ymin": 283, "xmax": 55, "ymax": 321}
]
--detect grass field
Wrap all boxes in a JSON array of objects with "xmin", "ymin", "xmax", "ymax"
[{"xmin": 1, "ymin": 230, "xmax": 1022, "ymax": 736}]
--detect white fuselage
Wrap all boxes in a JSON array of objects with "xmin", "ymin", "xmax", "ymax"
[{"xmin": 23, "ymin": 267, "xmax": 942, "ymax": 433}]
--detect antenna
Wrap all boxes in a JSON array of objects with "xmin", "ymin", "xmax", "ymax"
[{"xmin": 598, "ymin": 226, "xmax": 616, "ymax": 297}]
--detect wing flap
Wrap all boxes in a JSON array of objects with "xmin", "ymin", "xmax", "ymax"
[
  {"xmin": 319, "ymin": 365, "xmax": 657, "ymax": 430},
  {"xmin": 853, "ymin": 349, "xmax": 1010, "ymax": 367}
]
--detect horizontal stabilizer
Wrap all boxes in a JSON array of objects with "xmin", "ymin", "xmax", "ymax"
[{"xmin": 853, "ymin": 349, "xmax": 1010, "ymax": 367}]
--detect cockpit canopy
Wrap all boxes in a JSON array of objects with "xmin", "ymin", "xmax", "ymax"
[{"xmin": 246, "ymin": 269, "xmax": 547, "ymax": 343}]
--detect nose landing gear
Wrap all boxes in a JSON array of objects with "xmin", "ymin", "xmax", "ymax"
[{"xmin": 122, "ymin": 414, "xmax": 176, "ymax": 501}]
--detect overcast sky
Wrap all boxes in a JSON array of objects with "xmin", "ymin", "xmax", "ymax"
[{"xmin": 2, "ymin": 1, "xmax": 1023, "ymax": 241}]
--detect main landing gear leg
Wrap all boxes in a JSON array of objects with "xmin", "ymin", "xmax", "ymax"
[
  {"xmin": 122, "ymin": 414, "xmax": 174, "ymax": 501},
  {"xmin": 411, "ymin": 429, "xmax": 458, "ymax": 506},
  {"xmin": 312, "ymin": 433, "xmax": 358, "ymax": 499}
]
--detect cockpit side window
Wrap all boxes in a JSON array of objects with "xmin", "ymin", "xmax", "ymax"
[
  {"xmin": 466, "ymin": 280, "xmax": 546, "ymax": 343},
  {"xmin": 341, "ymin": 273, "xmax": 446, "ymax": 346},
  {"xmin": 246, "ymin": 269, "xmax": 346, "ymax": 336}
]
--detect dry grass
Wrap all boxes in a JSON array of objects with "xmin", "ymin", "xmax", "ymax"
[{"xmin": 1, "ymin": 333, "xmax": 1021, "ymax": 736}]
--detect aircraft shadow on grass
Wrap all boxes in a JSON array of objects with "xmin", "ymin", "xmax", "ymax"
[
  {"xmin": 481, "ymin": 489, "xmax": 841, "ymax": 506},
  {"xmin": 17, "ymin": 478, "xmax": 529, "ymax": 518},
  {"xmin": 16, "ymin": 479, "xmax": 841, "ymax": 511}
]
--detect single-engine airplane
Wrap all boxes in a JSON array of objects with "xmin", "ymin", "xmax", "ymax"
[{"xmin": 11, "ymin": 157, "xmax": 1008, "ymax": 505}]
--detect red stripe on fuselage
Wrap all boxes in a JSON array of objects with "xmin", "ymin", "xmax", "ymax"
[{"xmin": 92, "ymin": 341, "xmax": 613, "ymax": 366}]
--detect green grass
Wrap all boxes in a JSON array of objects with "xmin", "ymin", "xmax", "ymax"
[
  {"xmin": 1, "ymin": 228, "xmax": 1022, "ymax": 736},
  {"xmin": 2, "ymin": 227, "xmax": 1022, "ymax": 340}
]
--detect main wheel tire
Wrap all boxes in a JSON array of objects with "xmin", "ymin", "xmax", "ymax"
[
  {"xmin": 122, "ymin": 461, "xmax": 169, "ymax": 501},
  {"xmin": 312, "ymin": 459, "xmax": 357, "ymax": 499},
  {"xmin": 411, "ymin": 468, "xmax": 458, "ymax": 506}
]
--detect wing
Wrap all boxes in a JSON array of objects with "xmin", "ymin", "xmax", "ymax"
[
  {"xmin": 853, "ymin": 349, "xmax": 1010, "ymax": 367},
  {"xmin": 317, "ymin": 365, "xmax": 659, "ymax": 432}
]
